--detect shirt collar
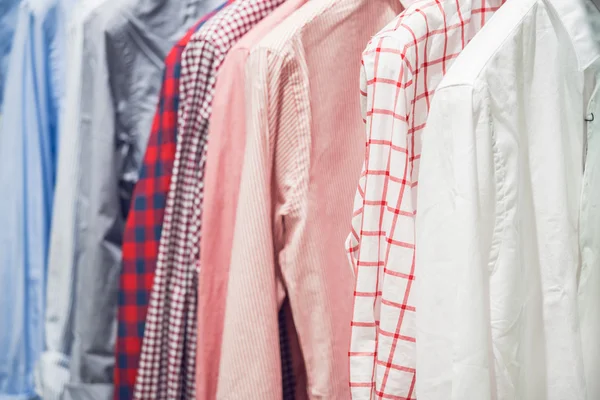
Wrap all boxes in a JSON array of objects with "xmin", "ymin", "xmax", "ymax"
[
  {"xmin": 549, "ymin": 0, "xmax": 600, "ymax": 70},
  {"xmin": 398, "ymin": 0, "xmax": 419, "ymax": 8}
]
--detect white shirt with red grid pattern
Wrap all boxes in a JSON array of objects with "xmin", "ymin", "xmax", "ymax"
[
  {"xmin": 346, "ymin": 0, "xmax": 504, "ymax": 398},
  {"xmin": 133, "ymin": 1, "xmax": 285, "ymax": 399}
]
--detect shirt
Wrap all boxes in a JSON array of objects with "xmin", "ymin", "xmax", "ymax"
[
  {"xmin": 0, "ymin": 0, "xmax": 72, "ymax": 397},
  {"xmin": 346, "ymin": 0, "xmax": 503, "ymax": 398},
  {"xmin": 0, "ymin": 0, "xmax": 21, "ymax": 109},
  {"xmin": 195, "ymin": 1, "xmax": 310, "ymax": 399},
  {"xmin": 43, "ymin": 0, "xmax": 222, "ymax": 398},
  {"xmin": 133, "ymin": 1, "xmax": 285, "ymax": 399},
  {"xmin": 38, "ymin": 3, "xmax": 109, "ymax": 399},
  {"xmin": 214, "ymin": 1, "xmax": 403, "ymax": 398},
  {"xmin": 415, "ymin": 0, "xmax": 600, "ymax": 398},
  {"xmin": 580, "ymin": 47, "xmax": 600, "ymax": 400},
  {"xmin": 113, "ymin": 5, "xmax": 230, "ymax": 400}
]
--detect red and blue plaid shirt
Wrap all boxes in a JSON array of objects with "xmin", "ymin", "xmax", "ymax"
[{"xmin": 113, "ymin": 5, "xmax": 231, "ymax": 399}]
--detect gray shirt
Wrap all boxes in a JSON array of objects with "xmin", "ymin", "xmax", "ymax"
[{"xmin": 42, "ymin": 0, "xmax": 222, "ymax": 398}]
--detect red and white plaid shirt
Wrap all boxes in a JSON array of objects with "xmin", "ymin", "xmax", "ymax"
[
  {"xmin": 133, "ymin": 1, "xmax": 285, "ymax": 399},
  {"xmin": 347, "ymin": 0, "xmax": 505, "ymax": 398}
]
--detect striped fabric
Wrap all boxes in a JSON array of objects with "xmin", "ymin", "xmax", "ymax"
[
  {"xmin": 112, "ymin": 4, "xmax": 231, "ymax": 399},
  {"xmin": 210, "ymin": 0, "xmax": 403, "ymax": 398},
  {"xmin": 346, "ymin": 0, "xmax": 505, "ymax": 398},
  {"xmin": 133, "ymin": 1, "xmax": 285, "ymax": 399},
  {"xmin": 193, "ymin": 1, "xmax": 309, "ymax": 398}
]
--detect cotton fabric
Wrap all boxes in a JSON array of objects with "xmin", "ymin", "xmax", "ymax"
[
  {"xmin": 0, "ymin": 0, "xmax": 21, "ymax": 108},
  {"xmin": 38, "ymin": 3, "xmax": 109, "ymax": 398},
  {"xmin": 133, "ymin": 1, "xmax": 286, "ymax": 398},
  {"xmin": 0, "ymin": 0, "xmax": 74, "ymax": 396},
  {"xmin": 346, "ymin": 1, "xmax": 504, "ymax": 398},
  {"xmin": 195, "ymin": 1, "xmax": 310, "ymax": 399},
  {"xmin": 113, "ymin": 4, "xmax": 231, "ymax": 399},
  {"xmin": 43, "ymin": 0, "xmax": 220, "ymax": 397},
  {"xmin": 214, "ymin": 0, "xmax": 403, "ymax": 398},
  {"xmin": 415, "ymin": 0, "xmax": 600, "ymax": 398}
]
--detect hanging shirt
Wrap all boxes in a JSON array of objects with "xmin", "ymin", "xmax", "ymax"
[
  {"xmin": 112, "ymin": 3, "xmax": 232, "ymax": 399},
  {"xmin": 41, "ymin": 0, "xmax": 222, "ymax": 399},
  {"xmin": 214, "ymin": 0, "xmax": 403, "ymax": 398},
  {"xmin": 132, "ymin": 1, "xmax": 286, "ymax": 398},
  {"xmin": 346, "ymin": 0, "xmax": 504, "ymax": 398},
  {"xmin": 0, "ymin": 0, "xmax": 73, "ymax": 397},
  {"xmin": 0, "ymin": 0, "xmax": 21, "ymax": 109},
  {"xmin": 415, "ymin": 0, "xmax": 600, "ymax": 398},
  {"xmin": 38, "ymin": 3, "xmax": 110, "ymax": 399},
  {"xmin": 195, "ymin": 1, "xmax": 310, "ymax": 399}
]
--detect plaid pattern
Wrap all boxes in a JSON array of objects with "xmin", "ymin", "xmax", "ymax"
[
  {"xmin": 113, "ymin": 5, "xmax": 230, "ymax": 400},
  {"xmin": 346, "ymin": 0, "xmax": 505, "ymax": 398},
  {"xmin": 133, "ymin": 1, "xmax": 285, "ymax": 399}
]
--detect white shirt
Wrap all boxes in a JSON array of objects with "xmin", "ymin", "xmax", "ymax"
[
  {"xmin": 415, "ymin": 0, "xmax": 600, "ymax": 398},
  {"xmin": 345, "ymin": 1, "xmax": 503, "ymax": 398}
]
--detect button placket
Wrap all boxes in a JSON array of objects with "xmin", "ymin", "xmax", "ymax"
[
  {"xmin": 582, "ymin": 99, "xmax": 595, "ymax": 213},
  {"xmin": 584, "ymin": 92, "xmax": 599, "ymax": 172}
]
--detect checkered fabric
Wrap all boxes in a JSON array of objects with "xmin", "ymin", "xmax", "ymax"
[
  {"xmin": 113, "ymin": 5, "xmax": 231, "ymax": 400},
  {"xmin": 346, "ymin": 0, "xmax": 505, "ymax": 398},
  {"xmin": 133, "ymin": 1, "xmax": 285, "ymax": 399},
  {"xmin": 279, "ymin": 304, "xmax": 296, "ymax": 400}
]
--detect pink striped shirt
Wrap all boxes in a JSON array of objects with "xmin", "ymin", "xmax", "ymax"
[
  {"xmin": 196, "ymin": 1, "xmax": 309, "ymax": 399},
  {"xmin": 203, "ymin": 0, "xmax": 404, "ymax": 398}
]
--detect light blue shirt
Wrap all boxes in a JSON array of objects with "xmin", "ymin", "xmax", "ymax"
[
  {"xmin": 0, "ymin": 0, "xmax": 72, "ymax": 398},
  {"xmin": 0, "ymin": 0, "xmax": 22, "ymax": 108}
]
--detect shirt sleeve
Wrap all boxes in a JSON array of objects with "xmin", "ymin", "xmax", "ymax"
[
  {"xmin": 195, "ymin": 46, "xmax": 250, "ymax": 400},
  {"xmin": 63, "ymin": 12, "xmax": 120, "ymax": 400},
  {"xmin": 0, "ymin": 3, "xmax": 60, "ymax": 398},
  {"xmin": 114, "ymin": 58, "xmax": 176, "ymax": 400},
  {"xmin": 40, "ymin": 12, "xmax": 87, "ymax": 399},
  {"xmin": 134, "ymin": 33, "xmax": 218, "ymax": 399},
  {"xmin": 214, "ymin": 47, "xmax": 298, "ymax": 400},
  {"xmin": 415, "ymin": 84, "xmax": 497, "ymax": 400},
  {"xmin": 346, "ymin": 63, "xmax": 368, "ymax": 276},
  {"xmin": 347, "ymin": 36, "xmax": 418, "ymax": 399}
]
